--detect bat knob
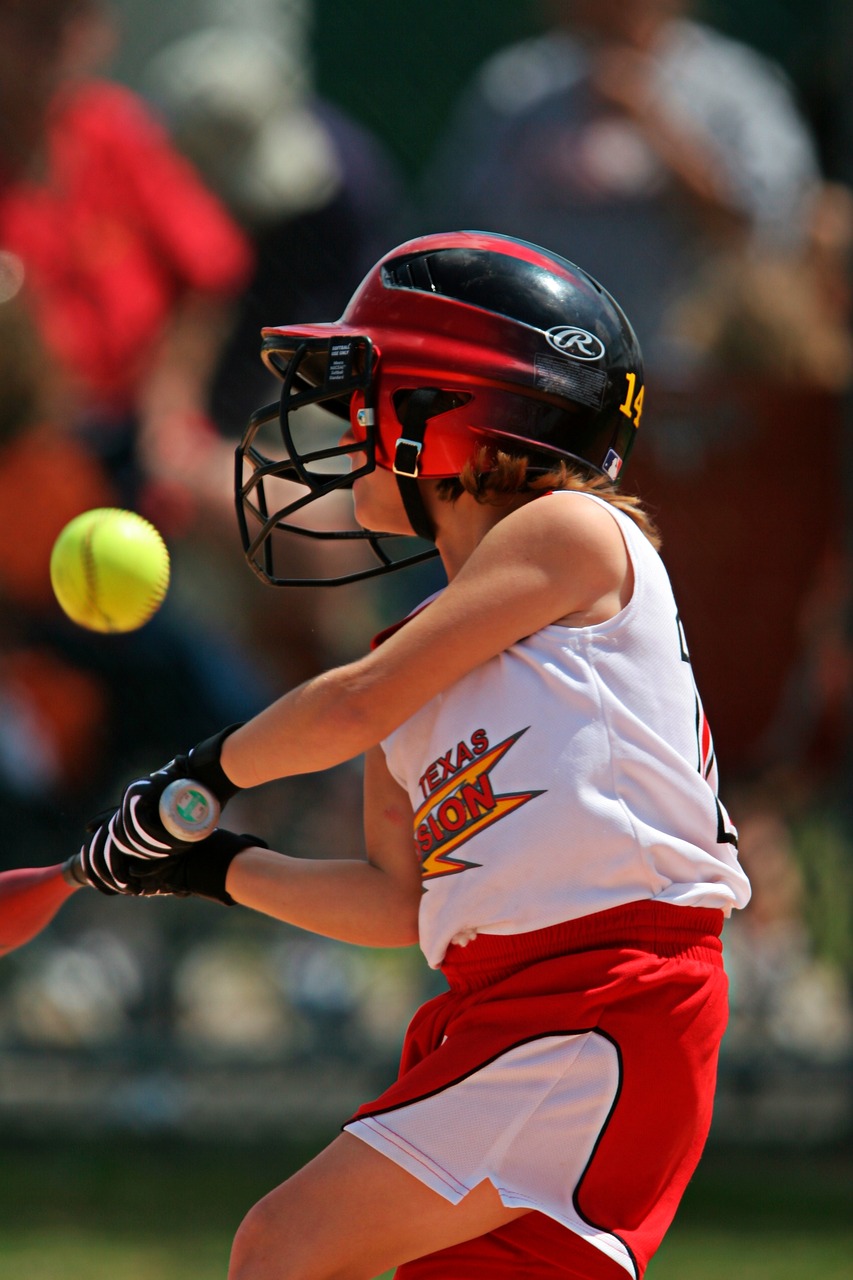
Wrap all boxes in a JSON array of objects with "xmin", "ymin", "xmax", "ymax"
[{"xmin": 159, "ymin": 780, "xmax": 220, "ymax": 842}]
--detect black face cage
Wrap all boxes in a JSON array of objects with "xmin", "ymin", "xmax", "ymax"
[{"xmin": 235, "ymin": 335, "xmax": 439, "ymax": 587}]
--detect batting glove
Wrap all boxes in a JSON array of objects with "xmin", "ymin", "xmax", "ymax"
[
  {"xmin": 126, "ymin": 830, "xmax": 268, "ymax": 905},
  {"xmin": 78, "ymin": 813, "xmax": 144, "ymax": 896},
  {"xmin": 79, "ymin": 826, "xmax": 266, "ymax": 903},
  {"xmin": 97, "ymin": 723, "xmax": 245, "ymax": 862}
]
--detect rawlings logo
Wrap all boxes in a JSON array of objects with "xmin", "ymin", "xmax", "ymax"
[{"xmin": 545, "ymin": 326, "xmax": 606, "ymax": 361}]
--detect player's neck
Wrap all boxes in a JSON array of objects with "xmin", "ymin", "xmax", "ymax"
[{"xmin": 430, "ymin": 489, "xmax": 536, "ymax": 581}]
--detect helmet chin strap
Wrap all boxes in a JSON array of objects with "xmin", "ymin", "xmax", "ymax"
[{"xmin": 391, "ymin": 387, "xmax": 443, "ymax": 542}]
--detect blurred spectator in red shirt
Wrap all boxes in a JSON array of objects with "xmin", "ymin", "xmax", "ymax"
[
  {"xmin": 0, "ymin": 0, "xmax": 253, "ymax": 509},
  {"xmin": 0, "ymin": 1, "xmax": 272, "ymax": 862}
]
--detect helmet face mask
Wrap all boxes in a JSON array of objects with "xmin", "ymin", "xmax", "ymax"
[
  {"xmin": 235, "ymin": 231, "xmax": 645, "ymax": 587},
  {"xmin": 236, "ymin": 334, "xmax": 440, "ymax": 586}
]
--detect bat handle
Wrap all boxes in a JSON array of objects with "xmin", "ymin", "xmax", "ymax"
[
  {"xmin": 158, "ymin": 779, "xmax": 221, "ymax": 841},
  {"xmin": 62, "ymin": 853, "xmax": 88, "ymax": 887}
]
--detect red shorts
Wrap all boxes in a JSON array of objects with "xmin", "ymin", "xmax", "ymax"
[{"xmin": 345, "ymin": 901, "xmax": 728, "ymax": 1279}]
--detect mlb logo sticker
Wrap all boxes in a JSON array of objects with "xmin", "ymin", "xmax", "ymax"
[{"xmin": 603, "ymin": 449, "xmax": 623, "ymax": 480}]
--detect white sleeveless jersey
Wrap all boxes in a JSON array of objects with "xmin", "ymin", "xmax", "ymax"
[{"xmin": 381, "ymin": 492, "xmax": 751, "ymax": 968}]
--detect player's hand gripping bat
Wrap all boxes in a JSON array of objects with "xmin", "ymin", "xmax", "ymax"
[{"xmin": 0, "ymin": 780, "xmax": 220, "ymax": 958}]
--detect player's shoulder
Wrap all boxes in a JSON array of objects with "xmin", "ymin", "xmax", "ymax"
[
  {"xmin": 473, "ymin": 489, "xmax": 633, "ymax": 614},
  {"xmin": 489, "ymin": 488, "xmax": 629, "ymax": 555}
]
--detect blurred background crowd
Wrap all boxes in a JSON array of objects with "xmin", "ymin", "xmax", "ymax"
[{"xmin": 0, "ymin": 0, "xmax": 851, "ymax": 1148}]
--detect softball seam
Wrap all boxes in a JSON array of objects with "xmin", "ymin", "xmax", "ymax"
[{"xmin": 81, "ymin": 510, "xmax": 169, "ymax": 632}]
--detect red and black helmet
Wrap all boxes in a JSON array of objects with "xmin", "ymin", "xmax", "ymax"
[{"xmin": 236, "ymin": 230, "xmax": 644, "ymax": 586}]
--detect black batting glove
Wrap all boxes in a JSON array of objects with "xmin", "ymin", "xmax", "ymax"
[
  {"xmin": 86, "ymin": 724, "xmax": 244, "ymax": 863},
  {"xmin": 78, "ymin": 826, "xmax": 266, "ymax": 903},
  {"xmin": 125, "ymin": 830, "xmax": 268, "ymax": 905},
  {"xmin": 78, "ymin": 812, "xmax": 142, "ymax": 896}
]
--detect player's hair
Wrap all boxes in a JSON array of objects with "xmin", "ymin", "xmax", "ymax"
[{"xmin": 437, "ymin": 451, "xmax": 662, "ymax": 549}]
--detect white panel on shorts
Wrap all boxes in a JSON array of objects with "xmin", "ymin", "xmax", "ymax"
[{"xmin": 345, "ymin": 1031, "xmax": 636, "ymax": 1277}]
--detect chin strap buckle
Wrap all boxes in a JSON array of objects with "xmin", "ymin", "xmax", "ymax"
[{"xmin": 393, "ymin": 437, "xmax": 423, "ymax": 478}]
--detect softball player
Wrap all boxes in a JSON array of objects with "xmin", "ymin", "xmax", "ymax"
[{"xmin": 79, "ymin": 231, "xmax": 751, "ymax": 1280}]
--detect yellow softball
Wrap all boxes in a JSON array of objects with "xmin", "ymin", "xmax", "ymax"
[{"xmin": 49, "ymin": 508, "xmax": 170, "ymax": 633}]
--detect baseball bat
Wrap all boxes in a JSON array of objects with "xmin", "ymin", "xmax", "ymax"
[{"xmin": 0, "ymin": 779, "xmax": 220, "ymax": 958}]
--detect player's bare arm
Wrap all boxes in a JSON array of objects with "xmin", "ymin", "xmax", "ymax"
[
  {"xmin": 220, "ymin": 491, "xmax": 632, "ymax": 790},
  {"xmin": 225, "ymin": 745, "xmax": 421, "ymax": 947}
]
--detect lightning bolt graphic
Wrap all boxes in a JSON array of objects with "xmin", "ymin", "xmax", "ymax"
[{"xmin": 416, "ymin": 728, "xmax": 544, "ymax": 881}]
